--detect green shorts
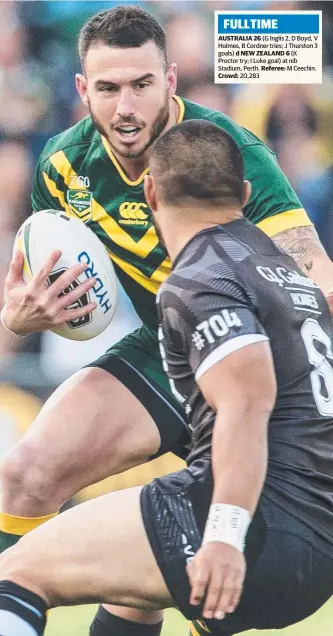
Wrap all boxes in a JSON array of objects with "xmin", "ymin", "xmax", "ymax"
[{"xmin": 85, "ymin": 325, "xmax": 190, "ymax": 459}]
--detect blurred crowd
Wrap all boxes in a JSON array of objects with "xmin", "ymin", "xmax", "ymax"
[{"xmin": 0, "ymin": 1, "xmax": 333, "ymax": 487}]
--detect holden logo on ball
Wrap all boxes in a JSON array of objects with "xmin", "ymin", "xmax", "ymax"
[{"xmin": 48, "ymin": 268, "xmax": 92, "ymax": 328}]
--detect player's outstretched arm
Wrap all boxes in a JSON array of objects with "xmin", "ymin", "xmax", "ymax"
[
  {"xmin": 187, "ymin": 341, "xmax": 277, "ymax": 622},
  {"xmin": 1, "ymin": 250, "xmax": 97, "ymax": 336},
  {"xmin": 272, "ymin": 226, "xmax": 333, "ymax": 313}
]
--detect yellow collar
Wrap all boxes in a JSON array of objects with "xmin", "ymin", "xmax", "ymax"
[{"xmin": 102, "ymin": 95, "xmax": 185, "ymax": 187}]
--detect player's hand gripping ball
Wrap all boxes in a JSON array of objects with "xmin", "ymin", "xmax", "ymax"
[{"xmin": 13, "ymin": 210, "xmax": 117, "ymax": 340}]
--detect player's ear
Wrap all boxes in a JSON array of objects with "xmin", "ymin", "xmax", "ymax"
[
  {"xmin": 76, "ymin": 73, "xmax": 89, "ymax": 107},
  {"xmin": 144, "ymin": 175, "xmax": 158, "ymax": 212},
  {"xmin": 166, "ymin": 63, "xmax": 177, "ymax": 97},
  {"xmin": 242, "ymin": 180, "xmax": 251, "ymax": 207}
]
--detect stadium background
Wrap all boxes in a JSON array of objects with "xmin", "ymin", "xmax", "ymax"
[{"xmin": 0, "ymin": 0, "xmax": 332, "ymax": 633}]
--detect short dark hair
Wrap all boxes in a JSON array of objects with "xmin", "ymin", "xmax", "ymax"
[
  {"xmin": 78, "ymin": 5, "xmax": 168, "ymax": 69},
  {"xmin": 150, "ymin": 120, "xmax": 244, "ymax": 208}
]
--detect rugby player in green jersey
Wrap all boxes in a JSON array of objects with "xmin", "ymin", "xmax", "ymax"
[{"xmin": 1, "ymin": 6, "xmax": 333, "ymax": 636}]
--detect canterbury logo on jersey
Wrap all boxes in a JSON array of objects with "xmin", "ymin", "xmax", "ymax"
[{"xmin": 119, "ymin": 202, "xmax": 149, "ymax": 226}]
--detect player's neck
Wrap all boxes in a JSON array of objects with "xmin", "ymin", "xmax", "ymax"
[
  {"xmin": 110, "ymin": 98, "xmax": 179, "ymax": 182},
  {"xmin": 162, "ymin": 208, "xmax": 243, "ymax": 263}
]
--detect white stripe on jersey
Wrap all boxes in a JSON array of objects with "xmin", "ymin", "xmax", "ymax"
[{"xmin": 195, "ymin": 334, "xmax": 269, "ymax": 381}]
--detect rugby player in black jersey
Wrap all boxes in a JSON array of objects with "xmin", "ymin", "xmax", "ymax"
[{"xmin": 1, "ymin": 120, "xmax": 333, "ymax": 636}]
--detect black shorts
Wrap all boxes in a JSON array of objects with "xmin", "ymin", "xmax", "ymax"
[
  {"xmin": 141, "ymin": 461, "xmax": 333, "ymax": 635},
  {"xmin": 85, "ymin": 325, "xmax": 190, "ymax": 459}
]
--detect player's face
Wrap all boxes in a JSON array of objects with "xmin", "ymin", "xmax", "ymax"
[{"xmin": 76, "ymin": 42, "xmax": 177, "ymax": 159}]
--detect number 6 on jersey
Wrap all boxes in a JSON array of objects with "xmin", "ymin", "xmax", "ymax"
[{"xmin": 301, "ymin": 318, "xmax": 333, "ymax": 417}]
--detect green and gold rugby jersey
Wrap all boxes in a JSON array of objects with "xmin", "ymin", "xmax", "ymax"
[{"xmin": 31, "ymin": 95, "xmax": 312, "ymax": 330}]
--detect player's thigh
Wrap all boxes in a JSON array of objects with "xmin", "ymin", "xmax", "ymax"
[
  {"xmin": 232, "ymin": 499, "xmax": 333, "ymax": 631},
  {"xmin": 1, "ymin": 487, "xmax": 172, "ymax": 610},
  {"xmin": 88, "ymin": 324, "xmax": 190, "ymax": 459},
  {"xmin": 190, "ymin": 500, "xmax": 333, "ymax": 636},
  {"xmin": 140, "ymin": 464, "xmax": 212, "ymax": 620},
  {"xmin": 198, "ymin": 498, "xmax": 333, "ymax": 635},
  {"xmin": 5, "ymin": 324, "xmax": 189, "ymax": 497},
  {"xmin": 9, "ymin": 367, "xmax": 160, "ymax": 496},
  {"xmin": 17, "ymin": 365, "xmax": 161, "ymax": 488}
]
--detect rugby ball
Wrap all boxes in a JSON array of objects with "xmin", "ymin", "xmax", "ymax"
[{"xmin": 14, "ymin": 210, "xmax": 117, "ymax": 340}]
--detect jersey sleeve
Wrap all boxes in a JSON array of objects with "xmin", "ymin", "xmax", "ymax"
[
  {"xmin": 208, "ymin": 112, "xmax": 312, "ymax": 237},
  {"xmin": 159, "ymin": 278, "xmax": 269, "ymax": 382},
  {"xmin": 242, "ymin": 142, "xmax": 313, "ymax": 236},
  {"xmin": 31, "ymin": 154, "xmax": 66, "ymax": 212}
]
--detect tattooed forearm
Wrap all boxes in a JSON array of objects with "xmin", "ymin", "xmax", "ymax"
[{"xmin": 272, "ymin": 226, "xmax": 325, "ymax": 274}]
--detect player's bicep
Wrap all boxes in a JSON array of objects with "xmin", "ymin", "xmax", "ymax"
[{"xmin": 197, "ymin": 339, "xmax": 277, "ymax": 414}]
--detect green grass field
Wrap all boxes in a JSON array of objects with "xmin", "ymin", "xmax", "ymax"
[{"xmin": 46, "ymin": 598, "xmax": 333, "ymax": 636}]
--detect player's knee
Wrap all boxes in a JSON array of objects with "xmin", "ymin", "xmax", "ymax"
[{"xmin": 1, "ymin": 442, "xmax": 65, "ymax": 507}]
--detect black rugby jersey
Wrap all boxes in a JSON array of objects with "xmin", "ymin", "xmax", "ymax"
[{"xmin": 157, "ymin": 219, "xmax": 333, "ymax": 542}]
